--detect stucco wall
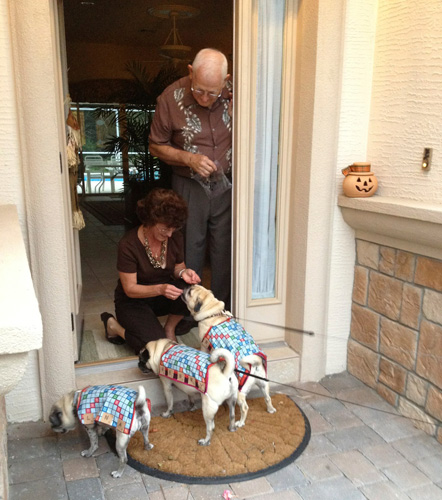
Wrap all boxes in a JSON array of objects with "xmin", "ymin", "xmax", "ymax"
[
  {"xmin": 298, "ymin": 0, "xmax": 350, "ymax": 380},
  {"xmin": 367, "ymin": 0, "xmax": 442, "ymax": 200},
  {"xmin": 0, "ymin": 0, "xmax": 43, "ymax": 421},
  {"xmin": 0, "ymin": 0, "xmax": 25, "ymax": 216},
  {"xmin": 4, "ymin": 0, "xmax": 76, "ymax": 422},
  {"xmin": 294, "ymin": 0, "xmax": 378, "ymax": 378},
  {"xmin": 326, "ymin": 0, "xmax": 442, "ymax": 375},
  {"xmin": 325, "ymin": 0, "xmax": 378, "ymax": 375},
  {"xmin": 5, "ymin": 351, "xmax": 42, "ymax": 421}
]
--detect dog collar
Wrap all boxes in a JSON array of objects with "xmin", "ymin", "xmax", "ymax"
[{"xmin": 204, "ymin": 310, "xmax": 233, "ymax": 320}]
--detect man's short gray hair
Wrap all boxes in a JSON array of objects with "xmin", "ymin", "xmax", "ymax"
[{"xmin": 192, "ymin": 48, "xmax": 228, "ymax": 80}]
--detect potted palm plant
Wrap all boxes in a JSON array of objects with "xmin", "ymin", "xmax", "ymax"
[{"xmin": 95, "ymin": 61, "xmax": 182, "ymax": 228}]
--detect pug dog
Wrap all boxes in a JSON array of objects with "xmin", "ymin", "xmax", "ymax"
[
  {"xmin": 182, "ymin": 284, "xmax": 276, "ymax": 428},
  {"xmin": 49, "ymin": 384, "xmax": 153, "ymax": 477},
  {"xmin": 138, "ymin": 338, "xmax": 238, "ymax": 446}
]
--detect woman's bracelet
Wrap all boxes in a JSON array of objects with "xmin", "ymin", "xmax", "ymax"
[{"xmin": 178, "ymin": 268, "xmax": 187, "ymax": 279}]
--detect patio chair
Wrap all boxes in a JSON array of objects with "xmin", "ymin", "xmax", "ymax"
[{"xmin": 84, "ymin": 155, "xmax": 105, "ymax": 193}]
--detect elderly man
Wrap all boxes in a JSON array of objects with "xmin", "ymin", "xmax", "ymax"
[{"xmin": 149, "ymin": 48, "xmax": 232, "ymax": 315}]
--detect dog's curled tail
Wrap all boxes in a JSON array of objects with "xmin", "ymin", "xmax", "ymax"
[
  {"xmin": 135, "ymin": 385, "xmax": 149, "ymax": 421},
  {"xmin": 210, "ymin": 348, "xmax": 235, "ymax": 377}
]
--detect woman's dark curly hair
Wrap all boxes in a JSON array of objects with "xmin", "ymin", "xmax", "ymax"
[{"xmin": 136, "ymin": 188, "xmax": 188, "ymax": 228}]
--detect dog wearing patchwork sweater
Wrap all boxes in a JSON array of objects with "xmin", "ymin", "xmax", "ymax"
[
  {"xmin": 49, "ymin": 384, "xmax": 152, "ymax": 477},
  {"xmin": 182, "ymin": 284, "xmax": 276, "ymax": 428},
  {"xmin": 138, "ymin": 338, "xmax": 238, "ymax": 445}
]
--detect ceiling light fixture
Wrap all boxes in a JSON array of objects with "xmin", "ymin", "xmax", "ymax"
[{"xmin": 148, "ymin": 4, "xmax": 200, "ymax": 61}]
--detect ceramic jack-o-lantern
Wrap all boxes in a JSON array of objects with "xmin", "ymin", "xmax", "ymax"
[{"xmin": 342, "ymin": 162, "xmax": 378, "ymax": 198}]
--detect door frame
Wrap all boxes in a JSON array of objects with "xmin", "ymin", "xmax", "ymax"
[
  {"xmin": 233, "ymin": 0, "xmax": 299, "ymax": 345},
  {"xmin": 55, "ymin": 0, "xmax": 300, "ymax": 367},
  {"xmin": 54, "ymin": 0, "xmax": 83, "ymax": 362}
]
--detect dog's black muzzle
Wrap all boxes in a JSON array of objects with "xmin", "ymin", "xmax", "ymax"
[
  {"xmin": 49, "ymin": 411, "xmax": 67, "ymax": 434},
  {"xmin": 49, "ymin": 411, "xmax": 63, "ymax": 429},
  {"xmin": 138, "ymin": 348, "xmax": 152, "ymax": 374}
]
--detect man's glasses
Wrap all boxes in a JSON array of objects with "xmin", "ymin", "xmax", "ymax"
[{"xmin": 191, "ymin": 86, "xmax": 222, "ymax": 99}]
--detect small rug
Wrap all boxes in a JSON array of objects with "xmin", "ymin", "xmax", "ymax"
[
  {"xmin": 79, "ymin": 329, "xmax": 135, "ymax": 363},
  {"xmin": 81, "ymin": 199, "xmax": 125, "ymax": 225},
  {"xmin": 78, "ymin": 323, "xmax": 200, "ymax": 364},
  {"xmin": 107, "ymin": 394, "xmax": 310, "ymax": 484}
]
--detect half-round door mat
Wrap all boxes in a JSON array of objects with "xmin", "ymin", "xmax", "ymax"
[{"xmin": 106, "ymin": 393, "xmax": 310, "ymax": 484}]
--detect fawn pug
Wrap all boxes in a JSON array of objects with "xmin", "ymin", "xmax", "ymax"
[
  {"xmin": 49, "ymin": 384, "xmax": 153, "ymax": 477},
  {"xmin": 182, "ymin": 284, "xmax": 276, "ymax": 427},
  {"xmin": 138, "ymin": 338, "xmax": 238, "ymax": 445}
]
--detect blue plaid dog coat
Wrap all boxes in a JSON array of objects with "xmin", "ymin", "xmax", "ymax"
[
  {"xmin": 202, "ymin": 318, "xmax": 267, "ymax": 390},
  {"xmin": 76, "ymin": 385, "xmax": 142, "ymax": 435},
  {"xmin": 159, "ymin": 344, "xmax": 214, "ymax": 394}
]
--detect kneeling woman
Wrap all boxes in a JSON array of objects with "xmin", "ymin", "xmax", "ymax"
[{"xmin": 101, "ymin": 188, "xmax": 200, "ymax": 352}]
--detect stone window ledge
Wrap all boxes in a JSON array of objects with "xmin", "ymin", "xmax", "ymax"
[{"xmin": 338, "ymin": 195, "xmax": 442, "ymax": 260}]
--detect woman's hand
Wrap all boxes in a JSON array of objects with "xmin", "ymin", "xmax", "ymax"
[
  {"xmin": 160, "ymin": 283, "xmax": 184, "ymax": 300},
  {"xmin": 181, "ymin": 268, "xmax": 201, "ymax": 285}
]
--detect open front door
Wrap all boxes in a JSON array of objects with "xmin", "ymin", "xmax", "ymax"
[
  {"xmin": 233, "ymin": 0, "xmax": 298, "ymax": 346},
  {"xmin": 54, "ymin": 0, "xmax": 84, "ymax": 361}
]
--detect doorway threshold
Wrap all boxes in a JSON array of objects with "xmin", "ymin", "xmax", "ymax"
[
  {"xmin": 74, "ymin": 356, "xmax": 155, "ymax": 389},
  {"xmin": 75, "ymin": 355, "xmax": 137, "ymax": 372}
]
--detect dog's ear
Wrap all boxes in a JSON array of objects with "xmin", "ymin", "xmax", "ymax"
[
  {"xmin": 138, "ymin": 348, "xmax": 151, "ymax": 373},
  {"xmin": 194, "ymin": 299, "xmax": 203, "ymax": 313},
  {"xmin": 138, "ymin": 348, "xmax": 150, "ymax": 364}
]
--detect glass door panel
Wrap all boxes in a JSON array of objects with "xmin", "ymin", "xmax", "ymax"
[{"xmin": 252, "ymin": 0, "xmax": 286, "ymax": 299}]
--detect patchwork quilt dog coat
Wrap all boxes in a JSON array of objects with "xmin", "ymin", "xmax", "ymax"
[
  {"xmin": 76, "ymin": 385, "xmax": 145, "ymax": 434},
  {"xmin": 159, "ymin": 344, "xmax": 214, "ymax": 394},
  {"xmin": 202, "ymin": 318, "xmax": 267, "ymax": 390}
]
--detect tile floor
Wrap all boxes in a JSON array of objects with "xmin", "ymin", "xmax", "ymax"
[
  {"xmin": 7, "ymin": 202, "xmax": 442, "ymax": 499},
  {"xmin": 7, "ymin": 372, "xmax": 442, "ymax": 500},
  {"xmin": 78, "ymin": 198, "xmax": 131, "ymax": 364}
]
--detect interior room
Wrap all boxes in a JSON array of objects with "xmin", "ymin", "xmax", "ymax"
[{"xmin": 62, "ymin": 0, "xmax": 233, "ymax": 365}]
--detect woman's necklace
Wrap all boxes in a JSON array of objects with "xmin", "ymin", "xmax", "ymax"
[{"xmin": 143, "ymin": 227, "xmax": 166, "ymax": 269}]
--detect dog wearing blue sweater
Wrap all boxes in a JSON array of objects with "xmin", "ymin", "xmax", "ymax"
[
  {"xmin": 49, "ymin": 384, "xmax": 152, "ymax": 477},
  {"xmin": 182, "ymin": 284, "xmax": 276, "ymax": 427}
]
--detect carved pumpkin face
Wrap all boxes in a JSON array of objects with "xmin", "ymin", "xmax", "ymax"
[{"xmin": 343, "ymin": 172, "xmax": 378, "ymax": 198}]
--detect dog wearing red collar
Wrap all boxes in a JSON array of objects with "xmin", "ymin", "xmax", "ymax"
[
  {"xmin": 182, "ymin": 284, "xmax": 276, "ymax": 428},
  {"xmin": 138, "ymin": 338, "xmax": 238, "ymax": 446}
]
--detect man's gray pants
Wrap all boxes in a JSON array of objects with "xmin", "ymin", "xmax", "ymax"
[{"xmin": 172, "ymin": 174, "xmax": 231, "ymax": 309}]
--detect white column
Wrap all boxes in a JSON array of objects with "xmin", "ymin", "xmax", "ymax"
[{"xmin": 6, "ymin": 0, "xmax": 76, "ymax": 419}]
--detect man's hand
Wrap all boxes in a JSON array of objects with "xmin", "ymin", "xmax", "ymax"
[{"xmin": 188, "ymin": 153, "xmax": 217, "ymax": 178}]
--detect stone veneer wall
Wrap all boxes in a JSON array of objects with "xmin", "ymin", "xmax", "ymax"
[{"xmin": 348, "ymin": 240, "xmax": 442, "ymax": 444}]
